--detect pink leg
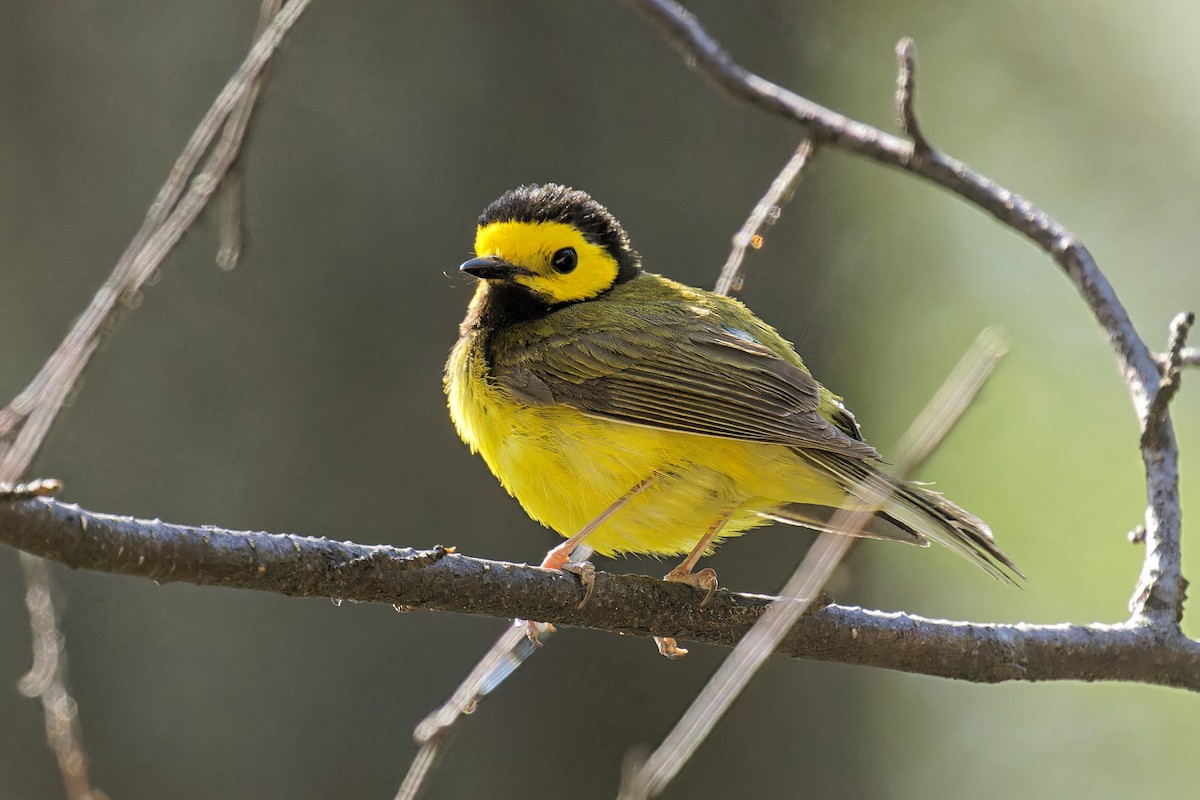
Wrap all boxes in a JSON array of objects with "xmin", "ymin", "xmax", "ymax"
[
  {"xmin": 533, "ymin": 476, "xmax": 656, "ymax": 620},
  {"xmin": 655, "ymin": 508, "xmax": 737, "ymax": 659}
]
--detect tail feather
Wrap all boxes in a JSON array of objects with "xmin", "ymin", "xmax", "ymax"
[
  {"xmin": 760, "ymin": 503, "xmax": 930, "ymax": 547},
  {"xmin": 793, "ymin": 451, "xmax": 1023, "ymax": 585}
]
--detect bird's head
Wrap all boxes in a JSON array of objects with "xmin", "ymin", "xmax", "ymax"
[{"xmin": 460, "ymin": 184, "xmax": 641, "ymax": 305}]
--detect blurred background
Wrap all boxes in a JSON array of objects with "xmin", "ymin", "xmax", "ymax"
[{"xmin": 1, "ymin": 1, "xmax": 1197, "ymax": 797}]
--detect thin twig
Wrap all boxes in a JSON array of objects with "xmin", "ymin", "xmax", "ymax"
[
  {"xmin": 894, "ymin": 327, "xmax": 1008, "ymax": 474},
  {"xmin": 411, "ymin": 619, "xmax": 556, "ymax": 746},
  {"xmin": 619, "ymin": 329, "xmax": 1007, "ymax": 799},
  {"xmin": 895, "ymin": 37, "xmax": 931, "ymax": 156},
  {"xmin": 1155, "ymin": 347, "xmax": 1200, "ymax": 369},
  {"xmin": 395, "ymin": 620, "xmax": 552, "ymax": 799},
  {"xmin": 16, "ymin": 555, "xmax": 105, "ymax": 800},
  {"xmin": 394, "ymin": 742, "xmax": 442, "ymax": 800},
  {"xmin": 713, "ymin": 139, "xmax": 815, "ymax": 296},
  {"xmin": 216, "ymin": 0, "xmax": 283, "ymax": 271},
  {"xmin": 1143, "ymin": 311, "xmax": 1194, "ymax": 447},
  {"xmin": 216, "ymin": 143, "xmax": 248, "ymax": 272},
  {"xmin": 394, "ymin": 539, "xmax": 587, "ymax": 798}
]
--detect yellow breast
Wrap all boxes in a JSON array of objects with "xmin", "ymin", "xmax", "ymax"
[{"xmin": 444, "ymin": 332, "xmax": 844, "ymax": 557}]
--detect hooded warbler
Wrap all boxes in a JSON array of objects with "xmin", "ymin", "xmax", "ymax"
[{"xmin": 445, "ymin": 184, "xmax": 1019, "ymax": 605}]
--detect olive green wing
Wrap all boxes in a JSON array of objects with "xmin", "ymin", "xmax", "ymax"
[{"xmin": 492, "ymin": 303, "xmax": 880, "ymax": 460}]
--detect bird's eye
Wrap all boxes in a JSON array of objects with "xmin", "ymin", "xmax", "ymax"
[{"xmin": 550, "ymin": 247, "xmax": 578, "ymax": 274}]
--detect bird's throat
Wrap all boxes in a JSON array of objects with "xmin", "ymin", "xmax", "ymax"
[{"xmin": 460, "ymin": 281, "xmax": 554, "ymax": 338}]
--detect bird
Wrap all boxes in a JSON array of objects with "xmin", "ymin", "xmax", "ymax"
[{"xmin": 445, "ymin": 184, "xmax": 1019, "ymax": 652}]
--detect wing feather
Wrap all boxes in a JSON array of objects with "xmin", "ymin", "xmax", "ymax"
[{"xmin": 491, "ymin": 296, "xmax": 879, "ymax": 459}]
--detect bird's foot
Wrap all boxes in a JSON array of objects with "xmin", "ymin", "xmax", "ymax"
[
  {"xmin": 654, "ymin": 636, "xmax": 689, "ymax": 659},
  {"xmin": 539, "ymin": 547, "xmax": 597, "ymax": 609},
  {"xmin": 561, "ymin": 560, "xmax": 596, "ymax": 608},
  {"xmin": 651, "ymin": 565, "xmax": 718, "ymax": 658},
  {"xmin": 523, "ymin": 619, "xmax": 556, "ymax": 645},
  {"xmin": 663, "ymin": 565, "xmax": 719, "ymax": 606}
]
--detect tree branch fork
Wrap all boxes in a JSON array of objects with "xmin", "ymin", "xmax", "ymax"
[
  {"xmin": 619, "ymin": 0, "xmax": 1197, "ymax": 698},
  {"xmin": 3, "ymin": 496, "xmax": 1197, "ymax": 692}
]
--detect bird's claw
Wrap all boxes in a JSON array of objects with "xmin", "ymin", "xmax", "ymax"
[
  {"xmin": 654, "ymin": 636, "xmax": 689, "ymax": 659},
  {"xmin": 664, "ymin": 565, "xmax": 719, "ymax": 606},
  {"xmin": 653, "ymin": 564, "xmax": 719, "ymax": 658},
  {"xmin": 562, "ymin": 560, "xmax": 597, "ymax": 608},
  {"xmin": 523, "ymin": 619, "xmax": 556, "ymax": 645}
]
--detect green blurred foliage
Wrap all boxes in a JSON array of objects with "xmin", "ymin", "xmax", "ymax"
[{"xmin": 1, "ymin": 2, "xmax": 1195, "ymax": 799}]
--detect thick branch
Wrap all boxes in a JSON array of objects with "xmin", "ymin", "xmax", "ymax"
[{"xmin": 2, "ymin": 498, "xmax": 1197, "ymax": 691}]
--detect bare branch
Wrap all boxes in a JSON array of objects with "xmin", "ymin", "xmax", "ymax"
[
  {"xmin": 713, "ymin": 139, "xmax": 815, "ymax": 297},
  {"xmin": 1, "ymin": 498, "xmax": 1197, "ymax": 691},
  {"xmin": 622, "ymin": 531, "xmax": 857, "ymax": 800}
]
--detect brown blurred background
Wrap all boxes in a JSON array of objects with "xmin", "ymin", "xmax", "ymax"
[{"xmin": 2, "ymin": 2, "xmax": 1197, "ymax": 798}]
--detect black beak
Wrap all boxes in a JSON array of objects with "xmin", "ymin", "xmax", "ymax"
[{"xmin": 459, "ymin": 256, "xmax": 525, "ymax": 281}]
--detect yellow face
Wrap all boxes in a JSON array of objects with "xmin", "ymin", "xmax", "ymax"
[{"xmin": 473, "ymin": 220, "xmax": 621, "ymax": 304}]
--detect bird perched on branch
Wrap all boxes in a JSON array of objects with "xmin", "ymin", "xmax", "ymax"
[{"xmin": 445, "ymin": 184, "xmax": 1019, "ymax": 651}]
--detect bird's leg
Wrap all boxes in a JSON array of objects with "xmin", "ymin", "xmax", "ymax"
[
  {"xmin": 655, "ymin": 508, "xmax": 737, "ymax": 659},
  {"xmin": 663, "ymin": 508, "xmax": 734, "ymax": 603},
  {"xmin": 540, "ymin": 476, "xmax": 654, "ymax": 570},
  {"xmin": 533, "ymin": 475, "xmax": 656, "ymax": 630}
]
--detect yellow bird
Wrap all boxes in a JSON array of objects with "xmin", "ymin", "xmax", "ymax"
[{"xmin": 445, "ymin": 184, "xmax": 1018, "ymax": 619}]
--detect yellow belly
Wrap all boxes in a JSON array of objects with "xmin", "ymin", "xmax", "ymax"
[{"xmin": 446, "ymin": 336, "xmax": 845, "ymax": 558}]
